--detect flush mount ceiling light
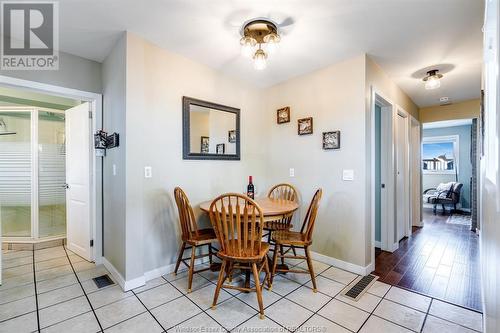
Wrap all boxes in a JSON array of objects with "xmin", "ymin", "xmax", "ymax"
[
  {"xmin": 240, "ymin": 19, "xmax": 281, "ymax": 70},
  {"xmin": 423, "ymin": 69, "xmax": 443, "ymax": 90}
]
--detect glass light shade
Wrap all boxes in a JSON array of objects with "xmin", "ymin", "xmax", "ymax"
[
  {"xmin": 253, "ymin": 49, "xmax": 267, "ymax": 70},
  {"xmin": 240, "ymin": 36, "xmax": 257, "ymax": 58},
  {"xmin": 263, "ymin": 33, "xmax": 280, "ymax": 54},
  {"xmin": 425, "ymin": 76, "xmax": 441, "ymax": 90}
]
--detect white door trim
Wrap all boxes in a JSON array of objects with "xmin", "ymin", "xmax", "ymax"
[
  {"xmin": 410, "ymin": 116, "xmax": 422, "ymax": 228},
  {"xmin": 0, "ymin": 75, "xmax": 102, "ymax": 264},
  {"xmin": 396, "ymin": 107, "xmax": 411, "ymax": 239}
]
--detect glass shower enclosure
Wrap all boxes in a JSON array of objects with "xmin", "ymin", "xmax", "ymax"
[{"xmin": 0, "ymin": 108, "xmax": 66, "ymax": 242}]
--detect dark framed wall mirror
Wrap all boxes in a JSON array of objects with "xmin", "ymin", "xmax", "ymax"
[{"xmin": 182, "ymin": 96, "xmax": 241, "ymax": 160}]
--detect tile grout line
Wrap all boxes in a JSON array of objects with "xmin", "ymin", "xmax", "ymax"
[
  {"xmin": 355, "ymin": 284, "xmax": 391, "ymax": 332},
  {"xmin": 32, "ymin": 248, "xmax": 41, "ymax": 333},
  {"xmin": 290, "ymin": 271, "xmax": 355, "ymax": 333},
  {"xmin": 419, "ymin": 298, "xmax": 433, "ymax": 333},
  {"xmin": 36, "ymin": 310, "xmax": 100, "ymax": 333},
  {"xmin": 131, "ymin": 289, "xmax": 168, "ymax": 331},
  {"xmin": 388, "ymin": 281, "xmax": 482, "ymax": 314},
  {"xmin": 161, "ymin": 274, "xmax": 232, "ymax": 332},
  {"xmin": 62, "ymin": 246, "xmax": 104, "ymax": 332},
  {"xmin": 218, "ymin": 262, "xmax": 351, "ymax": 332},
  {"xmin": 165, "ymin": 265, "xmax": 466, "ymax": 332}
]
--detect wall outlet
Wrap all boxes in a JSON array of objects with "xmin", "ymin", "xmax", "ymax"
[
  {"xmin": 144, "ymin": 166, "xmax": 152, "ymax": 178},
  {"xmin": 289, "ymin": 168, "xmax": 295, "ymax": 177},
  {"xmin": 112, "ymin": 164, "xmax": 116, "ymax": 176},
  {"xmin": 342, "ymin": 169, "xmax": 354, "ymax": 181}
]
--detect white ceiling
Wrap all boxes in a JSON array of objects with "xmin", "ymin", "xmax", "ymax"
[{"xmin": 56, "ymin": 0, "xmax": 484, "ymax": 107}]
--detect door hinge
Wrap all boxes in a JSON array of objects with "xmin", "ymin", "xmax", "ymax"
[
  {"xmin": 89, "ymin": 111, "xmax": 93, "ymax": 119},
  {"xmin": 90, "ymin": 239, "xmax": 94, "ymax": 247}
]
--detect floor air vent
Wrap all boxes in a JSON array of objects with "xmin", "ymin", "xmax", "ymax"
[
  {"xmin": 92, "ymin": 274, "xmax": 115, "ymax": 289},
  {"xmin": 340, "ymin": 274, "xmax": 378, "ymax": 301}
]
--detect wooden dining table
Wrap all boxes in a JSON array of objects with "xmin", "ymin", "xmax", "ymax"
[
  {"xmin": 199, "ymin": 196, "xmax": 299, "ymax": 220},
  {"xmin": 199, "ymin": 196, "xmax": 299, "ymax": 290}
]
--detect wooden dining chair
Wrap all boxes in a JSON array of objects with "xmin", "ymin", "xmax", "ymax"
[
  {"xmin": 173, "ymin": 187, "xmax": 218, "ymax": 293},
  {"xmin": 266, "ymin": 183, "xmax": 299, "ymax": 261},
  {"xmin": 270, "ymin": 189, "xmax": 323, "ymax": 292},
  {"xmin": 266, "ymin": 183, "xmax": 299, "ymax": 231},
  {"xmin": 209, "ymin": 193, "xmax": 271, "ymax": 319}
]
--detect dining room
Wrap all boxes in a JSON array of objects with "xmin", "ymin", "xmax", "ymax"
[{"xmin": 0, "ymin": 1, "xmax": 490, "ymax": 332}]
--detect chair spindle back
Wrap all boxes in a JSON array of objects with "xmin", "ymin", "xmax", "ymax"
[
  {"xmin": 267, "ymin": 183, "xmax": 298, "ymax": 203},
  {"xmin": 174, "ymin": 187, "xmax": 199, "ymax": 240},
  {"xmin": 209, "ymin": 193, "xmax": 264, "ymax": 257},
  {"xmin": 299, "ymin": 189, "xmax": 323, "ymax": 242}
]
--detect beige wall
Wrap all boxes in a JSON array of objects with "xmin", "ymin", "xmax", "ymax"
[
  {"xmin": 419, "ymin": 99, "xmax": 480, "ymax": 123},
  {"xmin": 103, "ymin": 32, "xmax": 418, "ymax": 282},
  {"xmin": 265, "ymin": 55, "xmax": 368, "ymax": 267},
  {"xmin": 189, "ymin": 111, "xmax": 209, "ymax": 153},
  {"xmin": 365, "ymin": 56, "xmax": 419, "ymax": 119},
  {"xmin": 364, "ymin": 55, "xmax": 419, "ymax": 264},
  {"xmin": 0, "ymin": 51, "xmax": 102, "ymax": 94},
  {"xmin": 102, "ymin": 33, "xmax": 128, "ymax": 279},
  {"xmin": 125, "ymin": 32, "xmax": 267, "ymax": 274}
]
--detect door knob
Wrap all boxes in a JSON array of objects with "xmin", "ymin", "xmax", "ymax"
[{"xmin": 62, "ymin": 183, "xmax": 69, "ymax": 189}]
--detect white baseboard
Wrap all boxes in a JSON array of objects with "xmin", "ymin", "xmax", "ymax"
[
  {"xmin": 102, "ymin": 257, "xmax": 145, "ymax": 291},
  {"xmin": 311, "ymin": 251, "xmax": 374, "ymax": 276},
  {"xmin": 144, "ymin": 257, "xmax": 210, "ymax": 282},
  {"xmin": 391, "ymin": 242, "xmax": 399, "ymax": 252},
  {"xmin": 413, "ymin": 221, "xmax": 424, "ymax": 227},
  {"xmin": 374, "ymin": 241, "xmax": 381, "ymax": 248},
  {"xmin": 103, "ymin": 255, "xmax": 211, "ymax": 292},
  {"xmin": 144, "ymin": 262, "xmax": 176, "ymax": 281},
  {"xmin": 94, "ymin": 256, "xmax": 103, "ymax": 265}
]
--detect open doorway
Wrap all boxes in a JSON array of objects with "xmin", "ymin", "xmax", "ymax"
[{"xmin": 0, "ymin": 78, "xmax": 102, "ymax": 284}]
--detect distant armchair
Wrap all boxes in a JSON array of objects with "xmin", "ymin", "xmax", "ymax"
[{"xmin": 423, "ymin": 182, "xmax": 463, "ymax": 215}]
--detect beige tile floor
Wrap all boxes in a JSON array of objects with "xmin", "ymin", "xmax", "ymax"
[{"xmin": 0, "ymin": 246, "xmax": 483, "ymax": 332}]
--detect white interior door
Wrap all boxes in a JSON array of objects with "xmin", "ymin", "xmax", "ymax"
[
  {"xmin": 65, "ymin": 102, "xmax": 92, "ymax": 261},
  {"xmin": 396, "ymin": 113, "xmax": 407, "ymax": 241}
]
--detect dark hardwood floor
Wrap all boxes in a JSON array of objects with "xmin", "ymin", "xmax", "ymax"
[{"xmin": 373, "ymin": 209, "xmax": 482, "ymax": 312}]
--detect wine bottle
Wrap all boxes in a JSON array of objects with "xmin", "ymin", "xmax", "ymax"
[{"xmin": 247, "ymin": 176, "xmax": 255, "ymax": 199}]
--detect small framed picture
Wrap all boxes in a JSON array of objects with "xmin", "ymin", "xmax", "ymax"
[
  {"xmin": 277, "ymin": 107, "xmax": 290, "ymax": 124},
  {"xmin": 216, "ymin": 143, "xmax": 225, "ymax": 154},
  {"xmin": 323, "ymin": 131, "xmax": 340, "ymax": 150},
  {"xmin": 200, "ymin": 136, "xmax": 209, "ymax": 153},
  {"xmin": 298, "ymin": 117, "xmax": 313, "ymax": 135},
  {"xmin": 228, "ymin": 130, "xmax": 236, "ymax": 143}
]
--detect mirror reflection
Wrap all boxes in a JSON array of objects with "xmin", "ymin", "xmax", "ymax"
[
  {"xmin": 183, "ymin": 97, "xmax": 240, "ymax": 160},
  {"xmin": 189, "ymin": 105, "xmax": 237, "ymax": 155}
]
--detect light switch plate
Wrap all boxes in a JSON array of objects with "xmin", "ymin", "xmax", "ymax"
[
  {"xmin": 342, "ymin": 169, "xmax": 354, "ymax": 181},
  {"xmin": 289, "ymin": 168, "xmax": 295, "ymax": 177},
  {"xmin": 144, "ymin": 166, "xmax": 152, "ymax": 178}
]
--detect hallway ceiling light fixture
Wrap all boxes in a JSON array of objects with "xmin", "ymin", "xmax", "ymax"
[
  {"xmin": 240, "ymin": 19, "xmax": 281, "ymax": 70},
  {"xmin": 423, "ymin": 69, "xmax": 443, "ymax": 90}
]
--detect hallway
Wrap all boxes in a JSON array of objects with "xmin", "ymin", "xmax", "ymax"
[{"xmin": 374, "ymin": 210, "xmax": 481, "ymax": 312}]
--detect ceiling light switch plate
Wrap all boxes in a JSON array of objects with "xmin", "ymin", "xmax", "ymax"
[{"xmin": 342, "ymin": 169, "xmax": 354, "ymax": 181}]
